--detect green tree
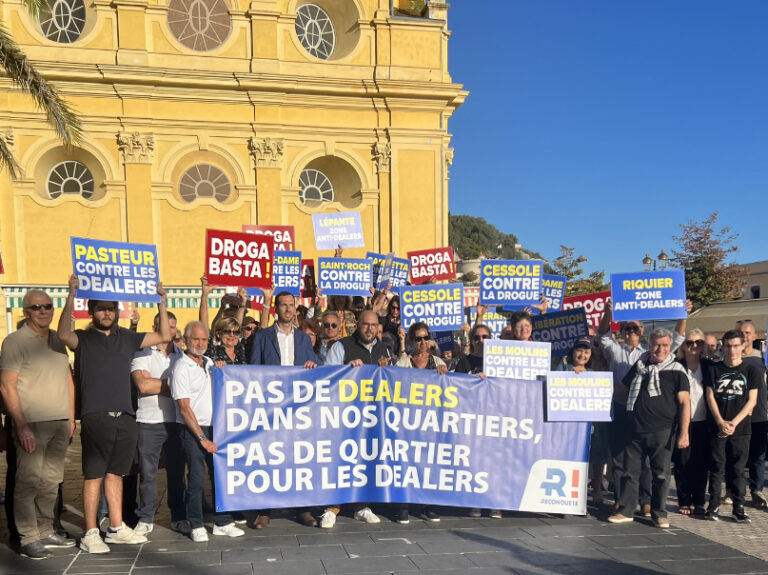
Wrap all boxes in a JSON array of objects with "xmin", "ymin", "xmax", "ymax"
[
  {"xmin": 448, "ymin": 214, "xmax": 549, "ymax": 266},
  {"xmin": 670, "ymin": 212, "xmax": 747, "ymax": 309},
  {"xmin": 551, "ymin": 245, "xmax": 608, "ymax": 296},
  {"xmin": 0, "ymin": 0, "xmax": 81, "ymax": 177}
]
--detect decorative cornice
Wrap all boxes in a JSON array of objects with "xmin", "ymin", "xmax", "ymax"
[
  {"xmin": 372, "ymin": 141, "xmax": 391, "ymax": 174},
  {"xmin": 117, "ymin": 131, "xmax": 154, "ymax": 164},
  {"xmin": 248, "ymin": 136, "xmax": 284, "ymax": 168}
]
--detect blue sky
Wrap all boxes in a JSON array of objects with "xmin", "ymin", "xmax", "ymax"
[{"xmin": 446, "ymin": 1, "xmax": 767, "ymax": 275}]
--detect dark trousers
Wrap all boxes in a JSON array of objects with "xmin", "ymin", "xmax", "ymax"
[
  {"xmin": 618, "ymin": 429, "xmax": 675, "ymax": 519},
  {"xmin": 672, "ymin": 420, "xmax": 709, "ymax": 507},
  {"xmin": 709, "ymin": 433, "xmax": 750, "ymax": 509},
  {"xmin": 609, "ymin": 408, "xmax": 651, "ymax": 505},
  {"xmin": 137, "ymin": 422, "xmax": 186, "ymax": 524},
  {"xmin": 180, "ymin": 425, "xmax": 231, "ymax": 529},
  {"xmin": 748, "ymin": 421, "xmax": 768, "ymax": 493}
]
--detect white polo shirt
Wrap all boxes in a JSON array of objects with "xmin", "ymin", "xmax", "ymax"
[
  {"xmin": 131, "ymin": 344, "xmax": 184, "ymax": 424},
  {"xmin": 170, "ymin": 352, "xmax": 214, "ymax": 426}
]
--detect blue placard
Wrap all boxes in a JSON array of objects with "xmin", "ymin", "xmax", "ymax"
[
  {"xmin": 466, "ymin": 306, "xmax": 509, "ymax": 338},
  {"xmin": 312, "ymin": 212, "xmax": 364, "ymax": 250},
  {"xmin": 530, "ymin": 308, "xmax": 590, "ymax": 358},
  {"xmin": 503, "ymin": 274, "xmax": 567, "ymax": 315},
  {"xmin": 399, "ymin": 283, "xmax": 465, "ymax": 331},
  {"xmin": 479, "ymin": 260, "xmax": 543, "ymax": 306},
  {"xmin": 546, "ymin": 371, "xmax": 613, "ymax": 422},
  {"xmin": 367, "ymin": 251, "xmax": 410, "ymax": 289},
  {"xmin": 433, "ymin": 331, "xmax": 456, "ymax": 353},
  {"xmin": 71, "ymin": 237, "xmax": 160, "ymax": 303},
  {"xmin": 610, "ymin": 270, "xmax": 687, "ymax": 321},
  {"xmin": 213, "ymin": 364, "xmax": 590, "ymax": 514},
  {"xmin": 317, "ymin": 257, "xmax": 372, "ymax": 297},
  {"xmin": 271, "ymin": 250, "xmax": 302, "ymax": 296},
  {"xmin": 483, "ymin": 339, "xmax": 551, "ymax": 381}
]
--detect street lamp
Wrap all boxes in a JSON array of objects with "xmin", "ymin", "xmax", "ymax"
[{"xmin": 642, "ymin": 250, "xmax": 669, "ymax": 271}]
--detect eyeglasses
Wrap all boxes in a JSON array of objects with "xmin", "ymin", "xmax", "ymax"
[
  {"xmin": 472, "ymin": 334, "xmax": 491, "ymax": 341},
  {"xmin": 323, "ymin": 323, "xmax": 338, "ymax": 329},
  {"xmin": 685, "ymin": 340, "xmax": 704, "ymax": 348},
  {"xmin": 413, "ymin": 335, "xmax": 431, "ymax": 342},
  {"xmin": 622, "ymin": 325, "xmax": 642, "ymax": 334},
  {"xmin": 25, "ymin": 303, "xmax": 54, "ymax": 312},
  {"xmin": 242, "ymin": 326, "xmax": 255, "ymax": 332},
  {"xmin": 220, "ymin": 329, "xmax": 240, "ymax": 336}
]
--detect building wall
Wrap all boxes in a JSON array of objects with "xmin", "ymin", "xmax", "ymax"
[{"xmin": 0, "ymin": 0, "xmax": 466, "ymax": 333}]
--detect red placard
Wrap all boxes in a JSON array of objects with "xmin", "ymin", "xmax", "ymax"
[
  {"xmin": 242, "ymin": 225, "xmax": 295, "ymax": 251},
  {"xmin": 72, "ymin": 299, "xmax": 136, "ymax": 320},
  {"xmin": 562, "ymin": 290, "xmax": 619, "ymax": 332},
  {"xmin": 206, "ymin": 229, "xmax": 274, "ymax": 289},
  {"xmin": 407, "ymin": 247, "xmax": 456, "ymax": 285},
  {"xmin": 300, "ymin": 258, "xmax": 316, "ymax": 298}
]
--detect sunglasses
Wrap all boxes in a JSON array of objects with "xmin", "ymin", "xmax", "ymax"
[
  {"xmin": 413, "ymin": 335, "xmax": 431, "ymax": 342},
  {"xmin": 242, "ymin": 326, "xmax": 255, "ymax": 332},
  {"xmin": 472, "ymin": 334, "xmax": 491, "ymax": 341},
  {"xmin": 323, "ymin": 323, "xmax": 338, "ymax": 329},
  {"xmin": 685, "ymin": 340, "xmax": 704, "ymax": 348},
  {"xmin": 220, "ymin": 329, "xmax": 240, "ymax": 336},
  {"xmin": 25, "ymin": 303, "xmax": 54, "ymax": 312},
  {"xmin": 622, "ymin": 325, "xmax": 642, "ymax": 334}
]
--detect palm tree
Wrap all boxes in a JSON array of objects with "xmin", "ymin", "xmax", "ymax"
[{"xmin": 0, "ymin": 0, "xmax": 82, "ymax": 178}]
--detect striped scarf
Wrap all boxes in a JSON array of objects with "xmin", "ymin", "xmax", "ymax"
[{"xmin": 626, "ymin": 352, "xmax": 688, "ymax": 411}]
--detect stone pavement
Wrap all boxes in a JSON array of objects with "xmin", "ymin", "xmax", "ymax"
[{"xmin": 3, "ymin": 432, "xmax": 768, "ymax": 574}]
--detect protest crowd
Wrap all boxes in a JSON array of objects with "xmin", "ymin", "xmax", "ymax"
[{"xmin": 0, "ymin": 232, "xmax": 766, "ymax": 561}]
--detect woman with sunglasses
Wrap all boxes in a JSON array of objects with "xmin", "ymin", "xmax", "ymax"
[
  {"xmin": 207, "ymin": 316, "xmax": 247, "ymax": 368},
  {"xmin": 390, "ymin": 322, "xmax": 445, "ymax": 524},
  {"xmin": 673, "ymin": 328, "xmax": 711, "ymax": 516}
]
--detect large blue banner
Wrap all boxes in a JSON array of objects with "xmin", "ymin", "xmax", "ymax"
[
  {"xmin": 213, "ymin": 365, "xmax": 590, "ymax": 514},
  {"xmin": 610, "ymin": 270, "xmax": 687, "ymax": 321},
  {"xmin": 399, "ymin": 283, "xmax": 465, "ymax": 331},
  {"xmin": 317, "ymin": 258, "xmax": 373, "ymax": 296},
  {"xmin": 71, "ymin": 237, "xmax": 160, "ymax": 303}
]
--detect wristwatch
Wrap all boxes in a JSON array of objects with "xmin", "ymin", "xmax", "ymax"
[{"xmin": 198, "ymin": 433, "xmax": 207, "ymax": 442}]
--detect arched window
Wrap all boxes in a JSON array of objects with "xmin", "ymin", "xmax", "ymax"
[
  {"xmin": 295, "ymin": 4, "xmax": 335, "ymax": 60},
  {"xmin": 299, "ymin": 168, "xmax": 334, "ymax": 205},
  {"xmin": 179, "ymin": 164, "xmax": 231, "ymax": 202},
  {"xmin": 167, "ymin": 0, "xmax": 232, "ymax": 51},
  {"xmin": 47, "ymin": 161, "xmax": 94, "ymax": 199},
  {"xmin": 38, "ymin": 0, "xmax": 86, "ymax": 44}
]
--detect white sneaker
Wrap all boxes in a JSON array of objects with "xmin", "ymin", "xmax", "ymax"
[
  {"xmin": 104, "ymin": 523, "xmax": 148, "ymax": 545},
  {"xmin": 133, "ymin": 521, "xmax": 154, "ymax": 536},
  {"xmin": 80, "ymin": 528, "xmax": 110, "ymax": 554},
  {"xmin": 190, "ymin": 527, "xmax": 209, "ymax": 542},
  {"xmin": 171, "ymin": 520, "xmax": 192, "ymax": 535},
  {"xmin": 320, "ymin": 511, "xmax": 337, "ymax": 529},
  {"xmin": 353, "ymin": 507, "xmax": 381, "ymax": 524},
  {"xmin": 212, "ymin": 523, "xmax": 245, "ymax": 537}
]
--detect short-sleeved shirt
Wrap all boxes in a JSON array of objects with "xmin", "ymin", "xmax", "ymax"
[
  {"xmin": 706, "ymin": 360, "xmax": 762, "ymax": 436},
  {"xmin": 130, "ymin": 344, "xmax": 184, "ymax": 424},
  {"xmin": 0, "ymin": 325, "xmax": 71, "ymax": 422},
  {"xmin": 170, "ymin": 353, "xmax": 214, "ymax": 426},
  {"xmin": 75, "ymin": 326, "xmax": 146, "ymax": 416},
  {"xmin": 622, "ymin": 364, "xmax": 690, "ymax": 434}
]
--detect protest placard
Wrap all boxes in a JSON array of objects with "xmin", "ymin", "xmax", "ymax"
[
  {"xmin": 407, "ymin": 247, "xmax": 456, "ymax": 285},
  {"xmin": 213, "ymin": 364, "xmax": 589, "ymax": 514},
  {"xmin": 483, "ymin": 339, "xmax": 551, "ymax": 381},
  {"xmin": 317, "ymin": 257, "xmax": 372, "ymax": 297},
  {"xmin": 479, "ymin": 260, "xmax": 543, "ymax": 306},
  {"xmin": 272, "ymin": 251, "xmax": 302, "ymax": 296},
  {"xmin": 531, "ymin": 309, "xmax": 590, "ymax": 358},
  {"xmin": 72, "ymin": 299, "xmax": 136, "ymax": 320},
  {"xmin": 312, "ymin": 212, "xmax": 364, "ymax": 250},
  {"xmin": 546, "ymin": 371, "xmax": 613, "ymax": 422},
  {"xmin": 301, "ymin": 259, "xmax": 316, "ymax": 298},
  {"xmin": 610, "ymin": 270, "xmax": 687, "ymax": 322},
  {"xmin": 367, "ymin": 251, "xmax": 410, "ymax": 289},
  {"xmin": 433, "ymin": 331, "xmax": 456, "ymax": 353},
  {"xmin": 562, "ymin": 291, "xmax": 618, "ymax": 332},
  {"xmin": 205, "ymin": 229, "xmax": 274, "ymax": 289},
  {"xmin": 71, "ymin": 237, "xmax": 160, "ymax": 303},
  {"xmin": 399, "ymin": 283, "xmax": 464, "ymax": 331},
  {"xmin": 242, "ymin": 225, "xmax": 295, "ymax": 251},
  {"xmin": 504, "ymin": 273, "xmax": 567, "ymax": 314},
  {"xmin": 466, "ymin": 306, "xmax": 509, "ymax": 338}
]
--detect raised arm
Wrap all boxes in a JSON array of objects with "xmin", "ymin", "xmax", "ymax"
[
  {"xmin": 141, "ymin": 283, "xmax": 171, "ymax": 348},
  {"xmin": 199, "ymin": 275, "xmax": 212, "ymax": 326},
  {"xmin": 57, "ymin": 274, "xmax": 79, "ymax": 350}
]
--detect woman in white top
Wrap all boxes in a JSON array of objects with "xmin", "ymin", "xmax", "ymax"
[{"xmin": 673, "ymin": 328, "xmax": 710, "ymax": 516}]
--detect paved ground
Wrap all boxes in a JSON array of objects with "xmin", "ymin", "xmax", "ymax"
[{"xmin": 3, "ymin": 432, "xmax": 768, "ymax": 575}]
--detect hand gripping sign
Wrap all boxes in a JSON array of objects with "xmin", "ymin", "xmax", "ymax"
[
  {"xmin": 479, "ymin": 260, "xmax": 543, "ymax": 306},
  {"xmin": 610, "ymin": 270, "xmax": 687, "ymax": 322},
  {"xmin": 205, "ymin": 229, "xmax": 274, "ymax": 289}
]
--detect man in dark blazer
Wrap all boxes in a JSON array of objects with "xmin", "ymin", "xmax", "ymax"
[{"xmin": 248, "ymin": 291, "xmax": 317, "ymax": 528}]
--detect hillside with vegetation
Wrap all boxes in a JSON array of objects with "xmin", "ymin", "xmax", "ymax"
[{"xmin": 448, "ymin": 214, "xmax": 547, "ymax": 262}]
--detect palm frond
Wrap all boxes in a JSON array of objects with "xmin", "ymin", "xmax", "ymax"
[
  {"xmin": 0, "ymin": 132, "xmax": 20, "ymax": 178},
  {"xmin": 20, "ymin": 0, "xmax": 47, "ymax": 19}
]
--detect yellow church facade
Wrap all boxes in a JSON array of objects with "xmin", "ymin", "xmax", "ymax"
[{"xmin": 0, "ymin": 0, "xmax": 466, "ymax": 332}]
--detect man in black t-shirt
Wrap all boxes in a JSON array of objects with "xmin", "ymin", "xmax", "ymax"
[
  {"xmin": 608, "ymin": 328, "xmax": 691, "ymax": 528},
  {"xmin": 704, "ymin": 329, "xmax": 760, "ymax": 523},
  {"xmin": 58, "ymin": 275, "xmax": 171, "ymax": 553}
]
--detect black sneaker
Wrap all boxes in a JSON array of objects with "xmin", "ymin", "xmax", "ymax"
[
  {"xmin": 752, "ymin": 491, "xmax": 768, "ymax": 509},
  {"xmin": 396, "ymin": 508, "xmax": 410, "ymax": 524},
  {"xmin": 20, "ymin": 541, "xmax": 53, "ymax": 560},
  {"xmin": 39, "ymin": 532, "xmax": 76, "ymax": 548},
  {"xmin": 733, "ymin": 508, "xmax": 751, "ymax": 523},
  {"xmin": 705, "ymin": 507, "xmax": 720, "ymax": 521},
  {"xmin": 420, "ymin": 508, "xmax": 440, "ymax": 522}
]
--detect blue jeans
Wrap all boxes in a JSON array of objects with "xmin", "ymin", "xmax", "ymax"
[
  {"xmin": 748, "ymin": 421, "xmax": 768, "ymax": 493},
  {"xmin": 137, "ymin": 422, "xmax": 186, "ymax": 523},
  {"xmin": 180, "ymin": 425, "xmax": 232, "ymax": 529}
]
